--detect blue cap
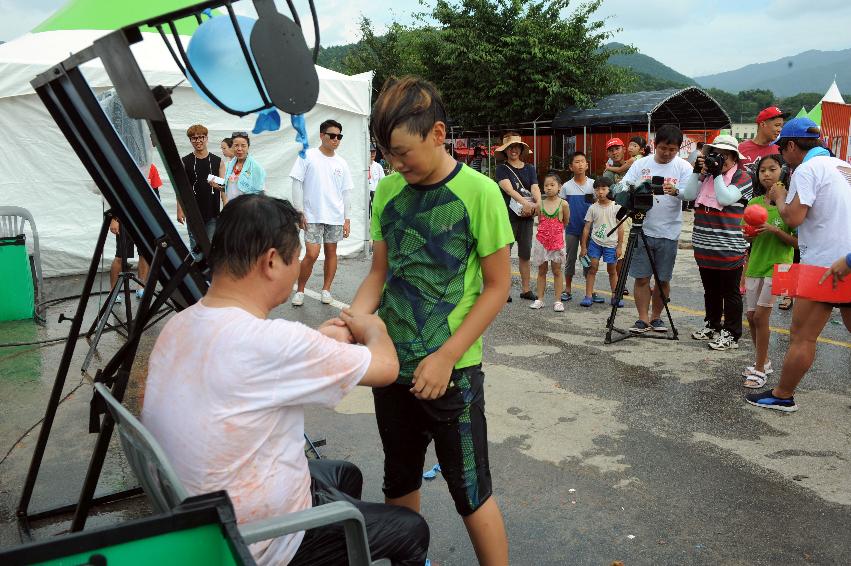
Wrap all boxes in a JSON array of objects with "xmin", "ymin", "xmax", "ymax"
[{"xmin": 773, "ymin": 117, "xmax": 820, "ymax": 144}]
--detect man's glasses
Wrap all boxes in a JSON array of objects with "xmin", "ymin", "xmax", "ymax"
[
  {"xmin": 189, "ymin": 136, "xmax": 207, "ymax": 142},
  {"xmin": 325, "ymin": 133, "xmax": 344, "ymax": 140}
]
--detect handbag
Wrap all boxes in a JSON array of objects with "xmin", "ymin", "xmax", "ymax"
[{"xmin": 501, "ymin": 164, "xmax": 535, "ymax": 216}]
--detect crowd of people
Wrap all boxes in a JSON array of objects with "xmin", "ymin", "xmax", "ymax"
[{"xmin": 135, "ymin": 82, "xmax": 850, "ymax": 565}]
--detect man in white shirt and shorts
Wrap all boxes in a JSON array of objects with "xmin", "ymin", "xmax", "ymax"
[
  {"xmin": 290, "ymin": 119, "xmax": 354, "ymax": 306},
  {"xmin": 142, "ymin": 194, "xmax": 429, "ymax": 565}
]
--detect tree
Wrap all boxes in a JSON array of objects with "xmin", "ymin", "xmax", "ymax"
[{"xmin": 345, "ymin": 0, "xmax": 633, "ymax": 127}]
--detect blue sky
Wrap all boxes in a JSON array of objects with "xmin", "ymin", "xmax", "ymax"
[{"xmin": 2, "ymin": 0, "xmax": 850, "ymax": 77}]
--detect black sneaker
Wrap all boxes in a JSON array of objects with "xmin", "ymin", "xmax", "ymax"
[
  {"xmin": 629, "ymin": 320, "xmax": 651, "ymax": 333},
  {"xmin": 745, "ymin": 390, "xmax": 798, "ymax": 412},
  {"xmin": 592, "ymin": 293, "xmax": 605, "ymax": 303},
  {"xmin": 650, "ymin": 319, "xmax": 667, "ymax": 332},
  {"xmin": 561, "ymin": 291, "xmax": 572, "ymax": 302},
  {"xmin": 519, "ymin": 290, "xmax": 538, "ymax": 301}
]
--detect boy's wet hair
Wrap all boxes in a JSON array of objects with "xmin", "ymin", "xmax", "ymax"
[
  {"xmin": 209, "ymin": 194, "xmax": 301, "ymax": 278},
  {"xmin": 370, "ymin": 76, "xmax": 447, "ymax": 153},
  {"xmin": 570, "ymin": 151, "xmax": 587, "ymax": 163},
  {"xmin": 654, "ymin": 124, "xmax": 683, "ymax": 148}
]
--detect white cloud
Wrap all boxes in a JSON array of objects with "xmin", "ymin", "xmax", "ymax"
[{"xmin": 2, "ymin": 0, "xmax": 850, "ymax": 80}]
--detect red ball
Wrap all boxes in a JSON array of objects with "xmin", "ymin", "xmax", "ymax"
[
  {"xmin": 744, "ymin": 204, "xmax": 768, "ymax": 226},
  {"xmin": 742, "ymin": 224, "xmax": 758, "ymax": 237}
]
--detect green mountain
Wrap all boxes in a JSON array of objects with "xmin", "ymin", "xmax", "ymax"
[
  {"xmin": 605, "ymin": 42, "xmax": 696, "ymax": 88},
  {"xmin": 695, "ymin": 48, "xmax": 851, "ymax": 97}
]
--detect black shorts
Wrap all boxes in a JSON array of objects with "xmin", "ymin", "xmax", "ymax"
[
  {"xmin": 372, "ymin": 365, "xmax": 492, "ymax": 516},
  {"xmin": 509, "ymin": 214, "xmax": 533, "ymax": 261},
  {"xmin": 114, "ymin": 231, "xmax": 135, "ymax": 259}
]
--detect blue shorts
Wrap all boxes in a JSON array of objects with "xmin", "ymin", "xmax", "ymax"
[
  {"xmin": 628, "ymin": 235, "xmax": 678, "ymax": 282},
  {"xmin": 587, "ymin": 240, "xmax": 617, "ymax": 264}
]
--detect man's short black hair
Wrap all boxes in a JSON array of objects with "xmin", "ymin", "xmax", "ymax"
[
  {"xmin": 777, "ymin": 137, "xmax": 821, "ymax": 153},
  {"xmin": 571, "ymin": 151, "xmax": 587, "ymax": 162},
  {"xmin": 320, "ymin": 119, "xmax": 343, "ymax": 133},
  {"xmin": 654, "ymin": 124, "xmax": 684, "ymax": 148},
  {"xmin": 209, "ymin": 194, "xmax": 301, "ymax": 278}
]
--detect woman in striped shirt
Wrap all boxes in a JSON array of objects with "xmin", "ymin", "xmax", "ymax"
[{"xmin": 679, "ymin": 135, "xmax": 753, "ymax": 351}]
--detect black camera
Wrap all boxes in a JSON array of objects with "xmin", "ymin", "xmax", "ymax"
[
  {"xmin": 614, "ymin": 175, "xmax": 665, "ymax": 215},
  {"xmin": 704, "ymin": 151, "xmax": 726, "ymax": 176}
]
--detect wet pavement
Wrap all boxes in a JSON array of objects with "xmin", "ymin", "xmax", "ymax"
[{"xmin": 1, "ymin": 216, "xmax": 850, "ymax": 564}]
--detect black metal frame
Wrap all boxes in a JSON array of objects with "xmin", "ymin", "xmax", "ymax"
[
  {"xmin": 15, "ymin": 0, "xmax": 322, "ymax": 540},
  {"xmin": 604, "ymin": 211, "xmax": 680, "ymax": 344}
]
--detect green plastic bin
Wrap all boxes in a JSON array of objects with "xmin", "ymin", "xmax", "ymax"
[{"xmin": 0, "ymin": 235, "xmax": 35, "ymax": 321}]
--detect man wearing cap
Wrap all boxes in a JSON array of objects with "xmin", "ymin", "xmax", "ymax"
[
  {"xmin": 368, "ymin": 144, "xmax": 385, "ymax": 219},
  {"xmin": 679, "ymin": 134, "xmax": 753, "ymax": 351},
  {"xmin": 602, "ymin": 138, "xmax": 627, "ymax": 185},
  {"xmin": 738, "ymin": 106, "xmax": 787, "ymax": 168},
  {"xmin": 745, "ymin": 118, "xmax": 851, "ymax": 412},
  {"xmin": 495, "ymin": 132, "xmax": 541, "ymax": 301}
]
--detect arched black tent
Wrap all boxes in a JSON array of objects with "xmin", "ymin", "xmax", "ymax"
[{"xmin": 552, "ymin": 87, "xmax": 731, "ymax": 134}]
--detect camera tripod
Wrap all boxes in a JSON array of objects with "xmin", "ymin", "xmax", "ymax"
[{"xmin": 604, "ymin": 210, "xmax": 679, "ymax": 344}]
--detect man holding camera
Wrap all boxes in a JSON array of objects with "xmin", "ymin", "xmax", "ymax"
[{"xmin": 621, "ymin": 125, "xmax": 693, "ymax": 333}]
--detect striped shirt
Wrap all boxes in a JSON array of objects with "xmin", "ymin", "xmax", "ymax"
[{"xmin": 692, "ymin": 168, "xmax": 753, "ymax": 270}]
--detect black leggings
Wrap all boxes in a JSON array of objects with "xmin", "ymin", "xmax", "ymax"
[
  {"xmin": 289, "ymin": 460, "xmax": 429, "ymax": 566},
  {"xmin": 698, "ymin": 266, "xmax": 743, "ymax": 340}
]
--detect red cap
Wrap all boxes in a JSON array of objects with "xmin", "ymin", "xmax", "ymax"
[
  {"xmin": 755, "ymin": 106, "xmax": 788, "ymax": 123},
  {"xmin": 606, "ymin": 138, "xmax": 624, "ymax": 149}
]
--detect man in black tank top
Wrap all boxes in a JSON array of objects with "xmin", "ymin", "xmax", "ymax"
[{"xmin": 179, "ymin": 124, "xmax": 227, "ymax": 258}]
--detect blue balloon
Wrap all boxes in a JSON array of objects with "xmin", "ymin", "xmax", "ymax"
[{"xmin": 186, "ymin": 15, "xmax": 268, "ymax": 113}]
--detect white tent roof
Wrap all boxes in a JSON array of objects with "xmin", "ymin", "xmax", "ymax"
[
  {"xmin": 0, "ymin": 29, "xmax": 374, "ymax": 276},
  {"xmin": 820, "ymin": 80, "xmax": 845, "ymax": 105}
]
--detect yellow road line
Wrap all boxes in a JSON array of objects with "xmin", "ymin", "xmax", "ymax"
[{"xmin": 511, "ymin": 271, "xmax": 851, "ymax": 349}]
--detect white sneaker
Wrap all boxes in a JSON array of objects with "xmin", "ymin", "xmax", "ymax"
[
  {"xmin": 291, "ymin": 292, "xmax": 305, "ymax": 306},
  {"xmin": 529, "ymin": 299, "xmax": 544, "ymax": 309},
  {"xmin": 708, "ymin": 329, "xmax": 738, "ymax": 351},
  {"xmin": 742, "ymin": 361, "xmax": 774, "ymax": 377},
  {"xmin": 321, "ymin": 290, "xmax": 333, "ymax": 304},
  {"xmin": 553, "ymin": 302, "xmax": 565, "ymax": 312},
  {"xmin": 691, "ymin": 322, "xmax": 716, "ymax": 341}
]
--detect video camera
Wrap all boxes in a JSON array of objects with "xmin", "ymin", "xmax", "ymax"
[
  {"xmin": 703, "ymin": 152, "xmax": 726, "ymax": 177},
  {"xmin": 614, "ymin": 175, "xmax": 665, "ymax": 216}
]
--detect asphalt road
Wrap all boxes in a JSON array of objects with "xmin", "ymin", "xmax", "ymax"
[{"xmin": 1, "ymin": 247, "xmax": 849, "ymax": 565}]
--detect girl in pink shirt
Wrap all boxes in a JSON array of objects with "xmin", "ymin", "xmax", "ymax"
[{"xmin": 530, "ymin": 172, "xmax": 570, "ymax": 311}]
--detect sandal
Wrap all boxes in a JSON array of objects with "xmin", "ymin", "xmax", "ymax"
[
  {"xmin": 743, "ymin": 370, "xmax": 768, "ymax": 389},
  {"xmin": 778, "ymin": 296, "xmax": 793, "ymax": 310}
]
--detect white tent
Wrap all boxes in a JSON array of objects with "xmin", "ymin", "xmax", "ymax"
[
  {"xmin": 0, "ymin": 29, "xmax": 373, "ymax": 277},
  {"xmin": 820, "ymin": 79, "xmax": 846, "ymax": 105}
]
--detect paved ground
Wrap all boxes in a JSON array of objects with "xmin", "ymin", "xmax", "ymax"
[{"xmin": 2, "ymin": 217, "xmax": 850, "ymax": 564}]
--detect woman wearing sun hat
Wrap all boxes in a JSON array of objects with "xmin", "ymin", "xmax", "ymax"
[
  {"xmin": 679, "ymin": 134, "xmax": 755, "ymax": 351},
  {"xmin": 495, "ymin": 132, "xmax": 541, "ymax": 301}
]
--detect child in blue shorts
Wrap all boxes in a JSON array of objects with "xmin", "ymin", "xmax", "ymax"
[{"xmin": 580, "ymin": 177, "xmax": 623, "ymax": 307}]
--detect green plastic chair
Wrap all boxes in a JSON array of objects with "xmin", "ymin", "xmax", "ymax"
[
  {"xmin": 94, "ymin": 383, "xmax": 389, "ymax": 566},
  {"xmin": 0, "ymin": 206, "xmax": 44, "ymax": 314}
]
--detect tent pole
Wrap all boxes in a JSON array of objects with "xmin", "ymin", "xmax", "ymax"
[{"xmin": 533, "ymin": 119, "xmax": 538, "ymax": 166}]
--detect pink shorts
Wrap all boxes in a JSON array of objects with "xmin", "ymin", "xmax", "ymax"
[{"xmin": 745, "ymin": 277, "xmax": 775, "ymax": 311}]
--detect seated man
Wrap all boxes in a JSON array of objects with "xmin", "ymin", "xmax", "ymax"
[{"xmin": 142, "ymin": 194, "xmax": 429, "ymax": 565}]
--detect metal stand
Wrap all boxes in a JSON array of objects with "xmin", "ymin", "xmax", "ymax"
[
  {"xmin": 604, "ymin": 212, "xmax": 679, "ymax": 344},
  {"xmin": 16, "ymin": 227, "xmax": 194, "ymax": 539},
  {"xmin": 81, "ymin": 220, "xmax": 173, "ymax": 373}
]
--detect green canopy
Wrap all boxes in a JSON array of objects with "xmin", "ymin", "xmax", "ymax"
[
  {"xmin": 795, "ymin": 106, "xmax": 808, "ymax": 118},
  {"xmin": 32, "ymin": 0, "xmax": 214, "ymax": 35},
  {"xmin": 807, "ymin": 102, "xmax": 822, "ymax": 125}
]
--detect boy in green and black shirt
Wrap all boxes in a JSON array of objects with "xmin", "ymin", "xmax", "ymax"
[{"xmin": 348, "ymin": 77, "xmax": 513, "ymax": 564}]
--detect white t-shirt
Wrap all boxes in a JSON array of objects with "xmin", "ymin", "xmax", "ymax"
[
  {"xmin": 141, "ymin": 302, "xmax": 371, "ymax": 566},
  {"xmin": 289, "ymin": 148, "xmax": 354, "ymax": 225},
  {"xmin": 368, "ymin": 160, "xmax": 385, "ymax": 193},
  {"xmin": 584, "ymin": 201, "xmax": 622, "ymax": 247},
  {"xmin": 622, "ymin": 155, "xmax": 693, "ymax": 241},
  {"xmin": 786, "ymin": 156, "xmax": 851, "ymax": 267}
]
